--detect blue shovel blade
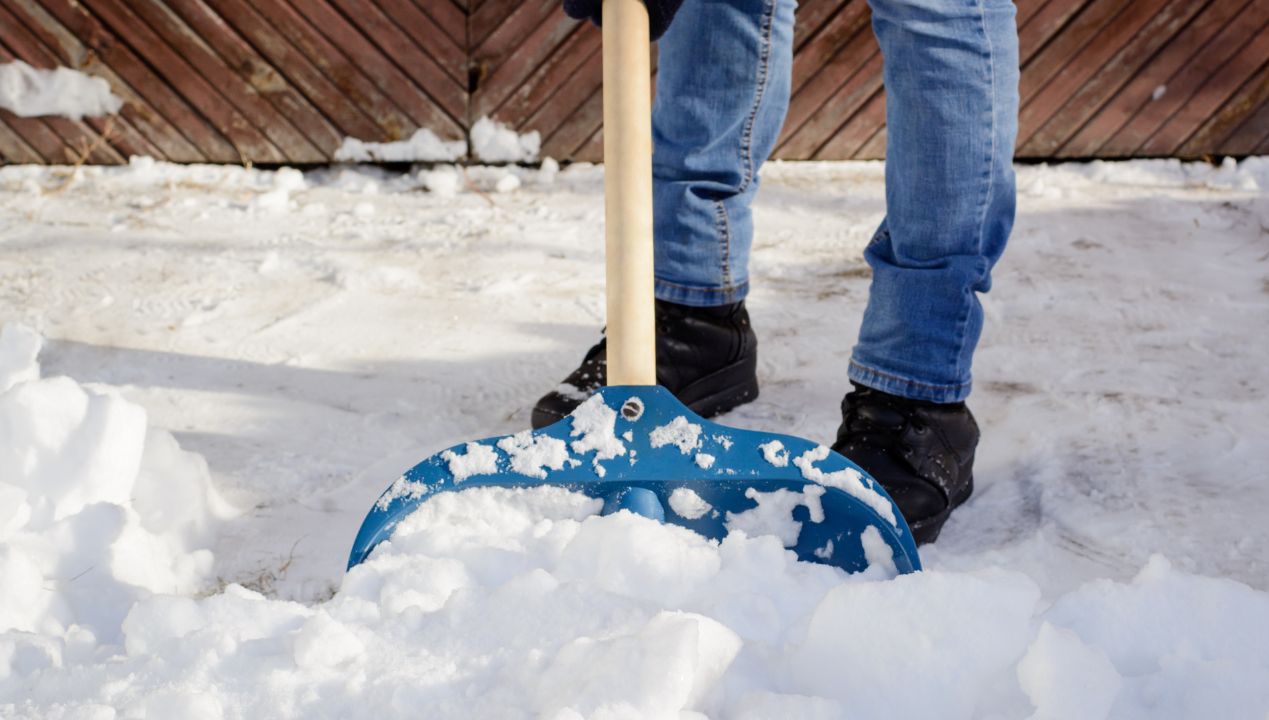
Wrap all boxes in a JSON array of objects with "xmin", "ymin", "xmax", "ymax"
[{"xmin": 348, "ymin": 386, "xmax": 921, "ymax": 575}]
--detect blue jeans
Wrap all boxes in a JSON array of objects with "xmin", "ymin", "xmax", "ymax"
[{"xmin": 652, "ymin": 0, "xmax": 1019, "ymax": 403}]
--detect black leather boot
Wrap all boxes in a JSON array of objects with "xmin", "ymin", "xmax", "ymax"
[
  {"xmin": 531, "ymin": 299, "xmax": 759, "ymax": 429},
  {"xmin": 831, "ymin": 383, "xmax": 978, "ymax": 544}
]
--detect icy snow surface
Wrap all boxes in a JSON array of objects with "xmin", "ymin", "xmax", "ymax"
[
  {"xmin": 0, "ymin": 61, "xmax": 122, "ymax": 120},
  {"xmin": 1, "ymin": 157, "xmax": 1268, "ymax": 718}
]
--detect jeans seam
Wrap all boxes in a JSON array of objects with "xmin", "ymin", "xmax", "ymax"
[
  {"xmin": 957, "ymin": 0, "xmax": 998, "ymax": 385},
  {"xmin": 713, "ymin": 199, "xmax": 733, "ymax": 286},
  {"xmin": 737, "ymin": 0, "xmax": 777, "ymax": 196}
]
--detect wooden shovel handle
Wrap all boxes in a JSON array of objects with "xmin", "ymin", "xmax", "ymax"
[{"xmin": 602, "ymin": 0, "xmax": 656, "ymax": 386}]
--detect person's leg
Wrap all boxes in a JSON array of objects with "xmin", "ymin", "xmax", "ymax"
[
  {"xmin": 850, "ymin": 0, "xmax": 1020, "ymax": 403},
  {"xmin": 532, "ymin": 0, "xmax": 796, "ymax": 428},
  {"xmin": 833, "ymin": 0, "xmax": 1019, "ymax": 544},
  {"xmin": 651, "ymin": 0, "xmax": 796, "ymax": 307}
]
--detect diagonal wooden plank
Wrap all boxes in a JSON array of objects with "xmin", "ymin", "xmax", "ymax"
[
  {"xmin": 1217, "ymin": 95, "xmax": 1269, "ymax": 156},
  {"xmin": 1020, "ymin": 0, "xmax": 1124, "ymax": 105},
  {"xmin": 161, "ymin": 0, "xmax": 343, "ymax": 159},
  {"xmin": 490, "ymin": 24, "xmax": 600, "ymax": 128},
  {"xmin": 26, "ymin": 0, "xmax": 240, "ymax": 161},
  {"xmin": 1175, "ymin": 60, "xmax": 1269, "ymax": 157},
  {"xmin": 540, "ymin": 82, "xmax": 603, "ymax": 160},
  {"xmin": 1144, "ymin": 23, "xmax": 1269, "ymax": 155},
  {"xmin": 0, "ymin": 4, "xmax": 154, "ymax": 161},
  {"xmin": 790, "ymin": 0, "xmax": 871, "ymax": 97},
  {"xmin": 1059, "ymin": 0, "xmax": 1248, "ymax": 158},
  {"xmin": 1015, "ymin": 0, "xmax": 1056, "ymax": 31},
  {"xmin": 519, "ymin": 51, "xmax": 602, "ymax": 138},
  {"xmin": 81, "ymin": 0, "xmax": 289, "ymax": 163},
  {"xmin": 5, "ymin": 0, "xmax": 208, "ymax": 161},
  {"xmin": 371, "ymin": 0, "xmax": 467, "ymax": 83},
  {"xmin": 322, "ymin": 0, "xmax": 472, "ymax": 118},
  {"xmin": 125, "ymin": 0, "xmax": 326, "ymax": 162},
  {"xmin": 0, "ymin": 116, "xmax": 47, "ymax": 163},
  {"xmin": 1017, "ymin": 0, "xmax": 1096, "ymax": 67},
  {"xmin": 794, "ymin": 0, "xmax": 850, "ymax": 52},
  {"xmin": 777, "ymin": 49, "xmax": 883, "ymax": 160},
  {"xmin": 1018, "ymin": 0, "xmax": 1172, "ymax": 148},
  {"xmin": 400, "ymin": 0, "xmax": 466, "ymax": 49},
  {"xmin": 854, "ymin": 122, "xmax": 886, "ymax": 160},
  {"xmin": 574, "ymin": 123, "xmax": 602, "ymax": 162},
  {"xmin": 472, "ymin": 8, "xmax": 580, "ymax": 120},
  {"xmin": 1100, "ymin": 3, "xmax": 1267, "ymax": 156},
  {"xmin": 471, "ymin": 0, "xmax": 535, "ymax": 50},
  {"xmin": 276, "ymin": 0, "xmax": 463, "ymax": 134},
  {"xmin": 812, "ymin": 86, "xmax": 884, "ymax": 160},
  {"xmin": 1024, "ymin": 0, "xmax": 1208, "ymax": 157}
]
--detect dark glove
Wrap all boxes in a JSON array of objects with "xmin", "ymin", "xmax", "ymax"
[{"xmin": 563, "ymin": 0, "xmax": 685, "ymax": 42}]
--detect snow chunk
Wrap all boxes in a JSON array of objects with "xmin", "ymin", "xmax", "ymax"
[
  {"xmin": 694, "ymin": 453, "xmax": 715, "ymax": 469},
  {"xmin": 793, "ymin": 445, "xmax": 896, "ymax": 526},
  {"xmin": 497, "ymin": 431, "xmax": 571, "ymax": 479},
  {"xmin": 536, "ymin": 610, "xmax": 741, "ymax": 718},
  {"xmin": 470, "ymin": 116, "xmax": 540, "ymax": 163},
  {"xmin": 0, "ymin": 323, "xmax": 41, "ymax": 394},
  {"xmin": 335, "ymin": 128, "xmax": 466, "ymax": 163},
  {"xmin": 418, "ymin": 165, "xmax": 461, "ymax": 196},
  {"xmin": 440, "ymin": 442, "xmax": 499, "ymax": 481},
  {"xmin": 1018, "ymin": 623, "xmax": 1121, "ymax": 720},
  {"xmin": 725, "ymin": 487, "xmax": 821, "ymax": 547},
  {"xmin": 759, "ymin": 440, "xmax": 789, "ymax": 467},
  {"xmin": 0, "ymin": 326, "xmax": 233, "ymax": 644},
  {"xmin": 859, "ymin": 525, "xmax": 897, "ymax": 578},
  {"xmin": 668, "ymin": 488, "xmax": 712, "ymax": 520},
  {"xmin": 374, "ymin": 476, "xmax": 429, "ymax": 511},
  {"xmin": 0, "ymin": 61, "xmax": 122, "ymax": 120},
  {"xmin": 293, "ymin": 611, "xmax": 365, "ymax": 669},
  {"xmin": 790, "ymin": 570, "xmax": 1040, "ymax": 718},
  {"xmin": 650, "ymin": 416, "xmax": 703, "ymax": 454},
  {"xmin": 569, "ymin": 394, "xmax": 626, "ymax": 463}
]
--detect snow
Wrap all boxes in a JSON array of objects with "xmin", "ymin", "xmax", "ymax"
[
  {"xmin": 669, "ymin": 488, "xmax": 713, "ymax": 520},
  {"xmin": 334, "ymin": 128, "xmax": 466, "ymax": 163},
  {"xmin": 440, "ymin": 441, "xmax": 499, "ymax": 481},
  {"xmin": 0, "ymin": 61, "xmax": 122, "ymax": 120},
  {"xmin": 0, "ymin": 325, "xmax": 235, "ymax": 646},
  {"xmin": 793, "ymin": 445, "xmax": 896, "ymax": 526},
  {"xmin": 2, "ymin": 155, "xmax": 1268, "ymax": 717},
  {"xmin": 497, "ymin": 430, "xmax": 571, "ymax": 479},
  {"xmin": 568, "ymin": 394, "xmax": 627, "ymax": 461},
  {"xmin": 470, "ymin": 116, "xmax": 540, "ymax": 163},
  {"xmin": 650, "ymin": 415, "xmax": 704, "ymax": 453},
  {"xmin": 758, "ymin": 439, "xmax": 788, "ymax": 467}
]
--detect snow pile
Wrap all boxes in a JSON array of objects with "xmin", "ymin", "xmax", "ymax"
[
  {"xmin": 335, "ymin": 128, "xmax": 467, "ymax": 163},
  {"xmin": 0, "ymin": 324, "xmax": 234, "ymax": 648},
  {"xmin": 0, "ymin": 61, "xmax": 123, "ymax": 120},
  {"xmin": 470, "ymin": 116, "xmax": 540, "ymax": 163},
  {"xmin": 5, "ymin": 485, "xmax": 1268, "ymax": 718}
]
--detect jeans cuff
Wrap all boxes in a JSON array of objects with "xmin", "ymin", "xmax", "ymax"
[
  {"xmin": 848, "ymin": 358, "xmax": 972, "ymax": 404},
  {"xmin": 654, "ymin": 278, "xmax": 750, "ymax": 307}
]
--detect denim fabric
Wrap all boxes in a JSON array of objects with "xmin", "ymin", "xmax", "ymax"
[
  {"xmin": 651, "ymin": 0, "xmax": 1019, "ymax": 403},
  {"xmin": 651, "ymin": 0, "xmax": 796, "ymax": 307}
]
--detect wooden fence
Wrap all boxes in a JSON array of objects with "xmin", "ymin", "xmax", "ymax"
[{"xmin": 1, "ymin": 0, "xmax": 1265, "ymax": 164}]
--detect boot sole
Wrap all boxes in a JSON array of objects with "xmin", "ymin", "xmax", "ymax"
[{"xmin": 907, "ymin": 474, "xmax": 974, "ymax": 545}]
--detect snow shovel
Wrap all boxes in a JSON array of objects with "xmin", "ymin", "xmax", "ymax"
[{"xmin": 347, "ymin": 0, "xmax": 922, "ymax": 576}]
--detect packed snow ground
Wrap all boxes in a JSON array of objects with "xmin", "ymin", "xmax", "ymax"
[{"xmin": 1, "ymin": 157, "xmax": 1267, "ymax": 718}]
